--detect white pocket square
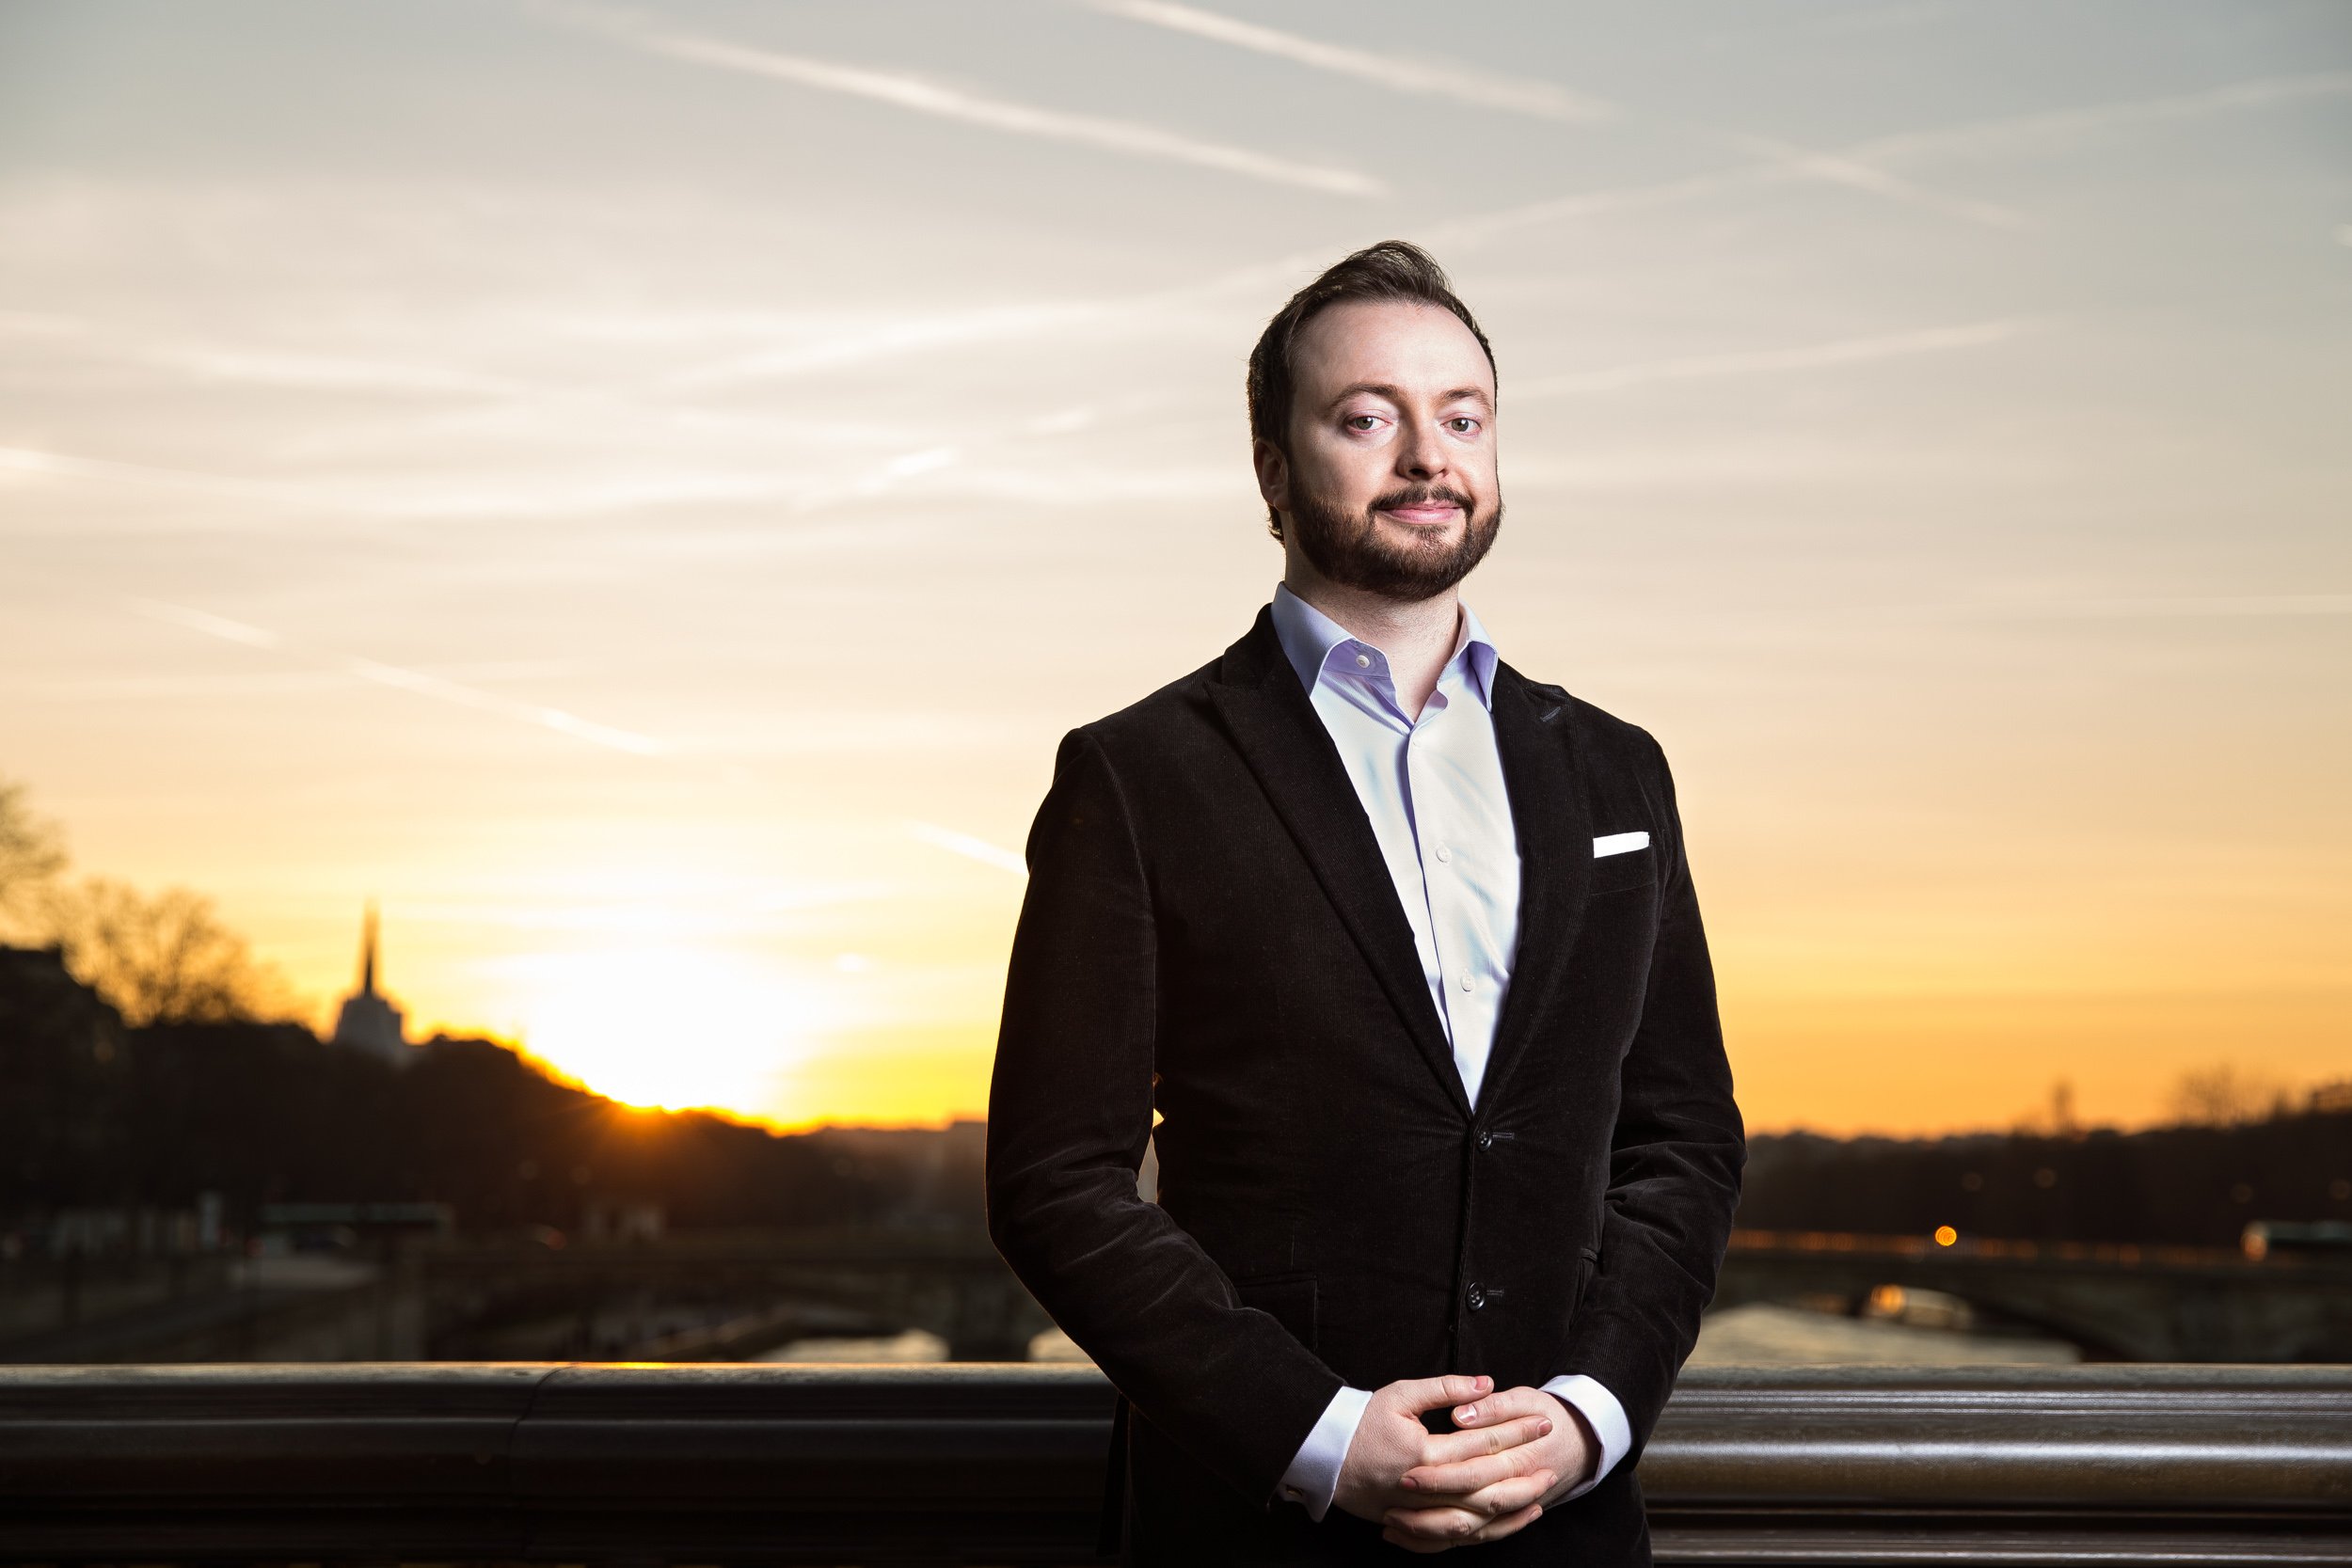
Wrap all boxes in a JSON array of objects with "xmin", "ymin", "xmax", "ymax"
[{"xmin": 1593, "ymin": 832, "xmax": 1650, "ymax": 858}]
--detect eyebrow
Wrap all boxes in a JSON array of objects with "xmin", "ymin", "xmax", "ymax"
[{"xmin": 1326, "ymin": 382, "xmax": 1494, "ymax": 413}]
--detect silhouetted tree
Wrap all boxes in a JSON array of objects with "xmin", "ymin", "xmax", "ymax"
[
  {"xmin": 40, "ymin": 878, "xmax": 283, "ymax": 1026},
  {"xmin": 2166, "ymin": 1062, "xmax": 2293, "ymax": 1127},
  {"xmin": 0, "ymin": 777, "xmax": 67, "ymax": 936}
]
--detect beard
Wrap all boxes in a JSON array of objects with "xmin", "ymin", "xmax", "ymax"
[{"xmin": 1287, "ymin": 480, "xmax": 1503, "ymax": 601}]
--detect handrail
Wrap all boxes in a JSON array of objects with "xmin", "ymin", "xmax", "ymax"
[{"xmin": 2, "ymin": 1363, "xmax": 2347, "ymax": 1563}]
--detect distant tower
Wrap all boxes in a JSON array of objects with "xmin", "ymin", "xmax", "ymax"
[{"xmin": 331, "ymin": 903, "xmax": 409, "ymax": 1065}]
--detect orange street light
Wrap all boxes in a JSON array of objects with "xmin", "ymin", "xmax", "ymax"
[{"xmin": 1933, "ymin": 1225, "xmax": 1959, "ymax": 1247}]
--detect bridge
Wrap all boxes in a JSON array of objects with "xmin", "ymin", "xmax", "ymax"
[
  {"xmin": 8, "ymin": 1227, "xmax": 2351, "ymax": 1367},
  {"xmin": 1719, "ymin": 1228, "xmax": 2352, "ymax": 1360}
]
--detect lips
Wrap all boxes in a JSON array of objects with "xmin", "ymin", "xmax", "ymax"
[
  {"xmin": 1380, "ymin": 503, "xmax": 1463, "ymax": 525},
  {"xmin": 1373, "ymin": 486, "xmax": 1474, "ymax": 527}
]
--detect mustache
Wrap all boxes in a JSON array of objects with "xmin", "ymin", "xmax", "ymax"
[{"xmin": 1370, "ymin": 484, "xmax": 1476, "ymax": 514}]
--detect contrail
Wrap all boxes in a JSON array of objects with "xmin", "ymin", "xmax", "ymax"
[
  {"xmin": 1961, "ymin": 594, "xmax": 2352, "ymax": 620},
  {"xmin": 662, "ymin": 303, "xmax": 1111, "ymax": 393},
  {"xmin": 1847, "ymin": 71, "xmax": 2352, "ymax": 165},
  {"xmin": 1078, "ymin": 0, "xmax": 2016, "ymax": 226},
  {"xmin": 0, "ymin": 312, "xmax": 517, "ymax": 399},
  {"xmin": 1073, "ymin": 0, "xmax": 1610, "ymax": 122},
  {"xmin": 538, "ymin": 2, "xmax": 1385, "ymax": 197},
  {"xmin": 1715, "ymin": 132, "xmax": 2025, "ymax": 228},
  {"xmin": 129, "ymin": 598, "xmax": 670, "ymax": 757},
  {"xmin": 906, "ymin": 820, "xmax": 1027, "ymax": 877},
  {"xmin": 0, "ymin": 443, "xmax": 289, "ymax": 503},
  {"xmin": 1512, "ymin": 320, "xmax": 2032, "ymax": 400}
]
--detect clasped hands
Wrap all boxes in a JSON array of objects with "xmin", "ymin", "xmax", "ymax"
[{"xmin": 1332, "ymin": 1374, "xmax": 1592, "ymax": 1551}]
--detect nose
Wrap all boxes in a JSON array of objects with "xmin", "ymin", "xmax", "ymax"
[{"xmin": 1397, "ymin": 418, "xmax": 1450, "ymax": 483}]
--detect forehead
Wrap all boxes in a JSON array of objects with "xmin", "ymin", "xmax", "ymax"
[{"xmin": 1290, "ymin": 299, "xmax": 1493, "ymax": 401}]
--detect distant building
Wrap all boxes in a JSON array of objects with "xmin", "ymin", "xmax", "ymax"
[
  {"xmin": 329, "ymin": 905, "xmax": 409, "ymax": 1065},
  {"xmin": 0, "ymin": 942, "xmax": 122, "ymax": 1043}
]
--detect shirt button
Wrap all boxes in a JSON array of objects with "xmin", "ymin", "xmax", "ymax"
[
  {"xmin": 1467, "ymin": 1282, "xmax": 1486, "ymax": 1311},
  {"xmin": 1458, "ymin": 973, "xmax": 1475, "ymax": 992},
  {"xmin": 1354, "ymin": 652, "xmax": 1372, "ymax": 669},
  {"xmin": 1435, "ymin": 846, "xmax": 1452, "ymax": 863}
]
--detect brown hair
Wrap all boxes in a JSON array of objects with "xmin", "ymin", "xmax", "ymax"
[{"xmin": 1246, "ymin": 240, "xmax": 1496, "ymax": 541}]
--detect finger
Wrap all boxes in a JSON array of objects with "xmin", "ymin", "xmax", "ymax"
[
  {"xmin": 1464, "ymin": 1499, "xmax": 1546, "ymax": 1544},
  {"xmin": 1449, "ymin": 1386, "xmax": 1557, "ymax": 1428},
  {"xmin": 1382, "ymin": 1493, "xmax": 1549, "ymax": 1544},
  {"xmin": 1447, "ymin": 1471, "xmax": 1558, "ymax": 1519},
  {"xmin": 1382, "ymin": 1503, "xmax": 1486, "ymax": 1543},
  {"xmin": 1389, "ymin": 1372, "xmax": 1493, "ymax": 1414},
  {"xmin": 1383, "ymin": 1495, "xmax": 1552, "ymax": 1542},
  {"xmin": 1389, "ymin": 1467, "xmax": 1556, "ymax": 1524},
  {"xmin": 1402, "ymin": 1434, "xmax": 1549, "ymax": 1496},
  {"xmin": 1415, "ymin": 1413, "xmax": 1551, "ymax": 1467},
  {"xmin": 1404, "ymin": 1439, "xmax": 1556, "ymax": 1498}
]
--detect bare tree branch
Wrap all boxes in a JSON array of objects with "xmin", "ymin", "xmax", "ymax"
[
  {"xmin": 2165, "ymin": 1062, "xmax": 2294, "ymax": 1127},
  {"xmin": 40, "ymin": 877, "xmax": 286, "ymax": 1026},
  {"xmin": 0, "ymin": 777, "xmax": 70, "ymax": 935}
]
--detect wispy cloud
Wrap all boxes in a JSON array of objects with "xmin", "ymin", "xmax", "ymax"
[
  {"xmin": 129, "ymin": 598, "xmax": 671, "ymax": 755},
  {"xmin": 151, "ymin": 345, "xmax": 520, "ymax": 398},
  {"xmin": 660, "ymin": 303, "xmax": 1114, "ymax": 393},
  {"xmin": 1849, "ymin": 71, "xmax": 2352, "ymax": 165},
  {"xmin": 1717, "ymin": 132, "xmax": 2025, "ymax": 228},
  {"xmin": 1077, "ymin": 0, "xmax": 2016, "ymax": 227},
  {"xmin": 906, "ymin": 821, "xmax": 1026, "ymax": 876},
  {"xmin": 538, "ymin": 2, "xmax": 1384, "ymax": 197},
  {"xmin": 1513, "ymin": 319, "xmax": 2034, "ymax": 400},
  {"xmin": 1954, "ymin": 594, "xmax": 2352, "ymax": 620},
  {"xmin": 1072, "ymin": 0, "xmax": 1610, "ymax": 122},
  {"xmin": 0, "ymin": 309, "xmax": 523, "ymax": 398},
  {"xmin": 1, "ymin": 438, "xmax": 955, "ymax": 528},
  {"xmin": 0, "ymin": 443, "xmax": 290, "ymax": 504}
]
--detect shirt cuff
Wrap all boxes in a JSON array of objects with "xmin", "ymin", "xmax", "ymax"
[
  {"xmin": 1277, "ymin": 1384, "xmax": 1373, "ymax": 1521},
  {"xmin": 1539, "ymin": 1373, "xmax": 1631, "ymax": 1501}
]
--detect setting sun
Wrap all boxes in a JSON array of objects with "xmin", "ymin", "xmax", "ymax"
[{"xmin": 508, "ymin": 947, "xmax": 834, "ymax": 1115}]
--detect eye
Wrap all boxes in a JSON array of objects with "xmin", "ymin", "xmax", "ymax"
[
  {"xmin": 1446, "ymin": 417, "xmax": 1481, "ymax": 435},
  {"xmin": 1344, "ymin": 414, "xmax": 1385, "ymax": 432}
]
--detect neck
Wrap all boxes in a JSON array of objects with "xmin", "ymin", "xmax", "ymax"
[{"xmin": 1282, "ymin": 556, "xmax": 1463, "ymax": 720}]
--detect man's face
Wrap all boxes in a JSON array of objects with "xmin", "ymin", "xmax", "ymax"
[{"xmin": 1258, "ymin": 298, "xmax": 1502, "ymax": 600}]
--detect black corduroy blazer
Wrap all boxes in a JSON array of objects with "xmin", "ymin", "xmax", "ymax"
[{"xmin": 986, "ymin": 606, "xmax": 1744, "ymax": 1564}]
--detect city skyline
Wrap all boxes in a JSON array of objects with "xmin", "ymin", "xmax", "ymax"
[{"xmin": 2, "ymin": 2, "xmax": 2346, "ymax": 1133}]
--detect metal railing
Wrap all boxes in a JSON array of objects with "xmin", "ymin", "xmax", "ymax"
[{"xmin": 3, "ymin": 1362, "xmax": 2348, "ymax": 1563}]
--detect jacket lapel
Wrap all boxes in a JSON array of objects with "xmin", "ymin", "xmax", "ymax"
[
  {"xmin": 1206, "ymin": 610, "xmax": 1471, "ymax": 1121},
  {"xmin": 1477, "ymin": 663, "xmax": 1596, "ymax": 1112}
]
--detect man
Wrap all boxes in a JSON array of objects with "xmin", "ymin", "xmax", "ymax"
[{"xmin": 987, "ymin": 241, "xmax": 1743, "ymax": 1563}]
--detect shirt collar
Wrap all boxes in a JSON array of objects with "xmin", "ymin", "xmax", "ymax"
[{"xmin": 1269, "ymin": 583, "xmax": 1500, "ymax": 711}]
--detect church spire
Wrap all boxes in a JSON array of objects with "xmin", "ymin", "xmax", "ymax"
[
  {"xmin": 334, "ymin": 900, "xmax": 408, "ymax": 1064},
  {"xmin": 359, "ymin": 902, "xmax": 379, "ymax": 996}
]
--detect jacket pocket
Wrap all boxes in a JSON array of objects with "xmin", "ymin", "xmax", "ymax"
[
  {"xmin": 1588, "ymin": 845, "xmax": 1655, "ymax": 896},
  {"xmin": 1571, "ymin": 1245, "xmax": 1600, "ymax": 1321},
  {"xmin": 1235, "ymin": 1272, "xmax": 1318, "ymax": 1352}
]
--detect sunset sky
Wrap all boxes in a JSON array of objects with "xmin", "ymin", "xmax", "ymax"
[{"xmin": 2, "ymin": 1, "xmax": 2345, "ymax": 1134}]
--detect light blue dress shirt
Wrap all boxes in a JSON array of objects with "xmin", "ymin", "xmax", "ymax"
[{"xmin": 1264, "ymin": 584, "xmax": 1633, "ymax": 1521}]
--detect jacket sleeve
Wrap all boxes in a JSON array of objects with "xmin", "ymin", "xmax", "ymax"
[
  {"xmin": 986, "ymin": 727, "xmax": 1345, "ymax": 1505},
  {"xmin": 1560, "ymin": 729, "xmax": 1745, "ymax": 1460}
]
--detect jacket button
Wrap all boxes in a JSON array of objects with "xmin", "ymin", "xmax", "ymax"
[
  {"xmin": 1466, "ymin": 1282, "xmax": 1486, "ymax": 1311},
  {"xmin": 1476, "ymin": 1130, "xmax": 1495, "ymax": 1152}
]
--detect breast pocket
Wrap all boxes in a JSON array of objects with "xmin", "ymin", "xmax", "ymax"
[
  {"xmin": 1588, "ymin": 844, "xmax": 1655, "ymax": 896},
  {"xmin": 1234, "ymin": 1272, "xmax": 1318, "ymax": 1351}
]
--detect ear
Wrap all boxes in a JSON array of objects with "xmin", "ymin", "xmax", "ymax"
[{"xmin": 1252, "ymin": 436, "xmax": 1291, "ymax": 519}]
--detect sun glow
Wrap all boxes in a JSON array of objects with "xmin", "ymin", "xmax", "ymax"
[{"xmin": 508, "ymin": 947, "xmax": 832, "ymax": 1115}]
